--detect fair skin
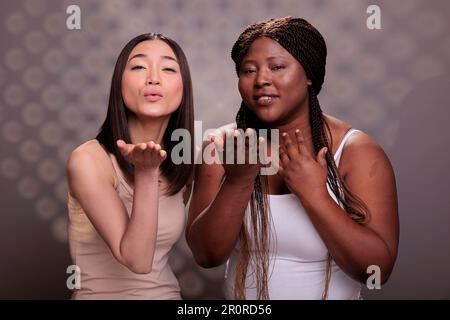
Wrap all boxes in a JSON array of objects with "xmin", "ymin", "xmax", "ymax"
[
  {"xmin": 187, "ymin": 37, "xmax": 399, "ymax": 285},
  {"xmin": 67, "ymin": 40, "xmax": 183, "ymax": 274}
]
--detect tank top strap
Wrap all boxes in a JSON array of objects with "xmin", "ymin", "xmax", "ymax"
[
  {"xmin": 108, "ymin": 153, "xmax": 134, "ymax": 195},
  {"xmin": 333, "ymin": 129, "xmax": 361, "ymax": 167}
]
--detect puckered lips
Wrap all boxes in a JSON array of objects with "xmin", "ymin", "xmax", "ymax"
[
  {"xmin": 253, "ymin": 91, "xmax": 279, "ymax": 106},
  {"xmin": 143, "ymin": 88, "xmax": 163, "ymax": 102}
]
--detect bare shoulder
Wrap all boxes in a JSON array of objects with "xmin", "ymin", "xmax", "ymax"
[
  {"xmin": 322, "ymin": 113, "xmax": 393, "ymax": 178},
  {"xmin": 340, "ymin": 130, "xmax": 393, "ymax": 179},
  {"xmin": 68, "ymin": 139, "xmax": 110, "ymax": 169},
  {"xmin": 67, "ymin": 139, "xmax": 116, "ymax": 192},
  {"xmin": 345, "ymin": 131, "xmax": 387, "ymax": 157},
  {"xmin": 323, "ymin": 113, "xmax": 352, "ymax": 154}
]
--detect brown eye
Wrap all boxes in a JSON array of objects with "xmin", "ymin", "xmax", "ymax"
[
  {"xmin": 271, "ymin": 65, "xmax": 285, "ymax": 71},
  {"xmin": 241, "ymin": 68, "xmax": 256, "ymax": 75}
]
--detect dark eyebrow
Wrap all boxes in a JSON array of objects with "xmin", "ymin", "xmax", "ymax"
[
  {"xmin": 161, "ymin": 55, "xmax": 178, "ymax": 63},
  {"xmin": 241, "ymin": 56, "xmax": 287, "ymax": 65},
  {"xmin": 128, "ymin": 54, "xmax": 178, "ymax": 63}
]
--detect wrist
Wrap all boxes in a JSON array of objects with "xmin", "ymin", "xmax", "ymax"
[
  {"xmin": 134, "ymin": 167, "xmax": 159, "ymax": 180},
  {"xmin": 224, "ymin": 175, "xmax": 256, "ymax": 189},
  {"xmin": 296, "ymin": 186, "xmax": 330, "ymax": 209}
]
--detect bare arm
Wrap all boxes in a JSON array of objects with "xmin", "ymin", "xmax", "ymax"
[
  {"xmin": 279, "ymin": 131, "xmax": 399, "ymax": 284},
  {"xmin": 67, "ymin": 141, "xmax": 166, "ymax": 274},
  {"xmin": 186, "ymin": 131, "xmax": 262, "ymax": 267}
]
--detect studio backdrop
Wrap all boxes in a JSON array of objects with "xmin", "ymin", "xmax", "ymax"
[{"xmin": 0, "ymin": 0, "xmax": 449, "ymax": 299}]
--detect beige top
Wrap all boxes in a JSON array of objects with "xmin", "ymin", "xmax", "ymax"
[{"xmin": 67, "ymin": 146, "xmax": 186, "ymax": 300}]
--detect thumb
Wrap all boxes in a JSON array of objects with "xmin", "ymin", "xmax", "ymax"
[
  {"xmin": 317, "ymin": 147, "xmax": 328, "ymax": 167},
  {"xmin": 116, "ymin": 139, "xmax": 131, "ymax": 156},
  {"xmin": 116, "ymin": 139, "xmax": 125, "ymax": 152}
]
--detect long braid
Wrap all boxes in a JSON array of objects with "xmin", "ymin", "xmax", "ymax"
[
  {"xmin": 309, "ymin": 86, "xmax": 369, "ymax": 299},
  {"xmin": 234, "ymin": 105, "xmax": 271, "ymax": 300},
  {"xmin": 232, "ymin": 16, "xmax": 370, "ymax": 300},
  {"xmin": 309, "ymin": 87, "xmax": 334, "ymax": 299}
]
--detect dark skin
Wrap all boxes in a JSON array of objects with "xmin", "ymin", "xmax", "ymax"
[{"xmin": 187, "ymin": 37, "xmax": 399, "ymax": 285}]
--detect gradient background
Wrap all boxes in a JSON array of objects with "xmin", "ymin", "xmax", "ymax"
[{"xmin": 1, "ymin": 0, "xmax": 449, "ymax": 299}]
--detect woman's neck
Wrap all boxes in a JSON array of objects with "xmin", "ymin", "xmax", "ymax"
[
  {"xmin": 128, "ymin": 115, "xmax": 170, "ymax": 145},
  {"xmin": 271, "ymin": 104, "xmax": 313, "ymax": 144},
  {"xmin": 276, "ymin": 118, "xmax": 311, "ymax": 140}
]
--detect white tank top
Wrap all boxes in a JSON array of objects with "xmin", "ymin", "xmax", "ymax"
[{"xmin": 225, "ymin": 128, "xmax": 362, "ymax": 300}]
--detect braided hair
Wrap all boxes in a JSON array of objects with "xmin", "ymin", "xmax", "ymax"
[{"xmin": 231, "ymin": 16, "xmax": 369, "ymax": 300}]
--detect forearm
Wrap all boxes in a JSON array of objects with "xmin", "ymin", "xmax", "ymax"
[
  {"xmin": 301, "ymin": 192, "xmax": 394, "ymax": 284},
  {"xmin": 120, "ymin": 169, "xmax": 159, "ymax": 273},
  {"xmin": 188, "ymin": 177, "xmax": 254, "ymax": 267}
]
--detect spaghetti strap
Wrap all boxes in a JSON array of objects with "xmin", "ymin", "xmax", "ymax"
[
  {"xmin": 108, "ymin": 153, "xmax": 134, "ymax": 195},
  {"xmin": 334, "ymin": 129, "xmax": 361, "ymax": 167}
]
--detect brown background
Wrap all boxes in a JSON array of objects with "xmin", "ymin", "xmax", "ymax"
[{"xmin": 1, "ymin": 0, "xmax": 449, "ymax": 299}]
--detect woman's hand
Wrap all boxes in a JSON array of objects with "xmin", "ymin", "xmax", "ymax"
[
  {"xmin": 116, "ymin": 140, "xmax": 167, "ymax": 172},
  {"xmin": 278, "ymin": 130, "xmax": 329, "ymax": 201},
  {"xmin": 211, "ymin": 128, "xmax": 266, "ymax": 186}
]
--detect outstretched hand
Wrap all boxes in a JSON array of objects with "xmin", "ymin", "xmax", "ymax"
[
  {"xmin": 117, "ymin": 140, "xmax": 167, "ymax": 172},
  {"xmin": 210, "ymin": 128, "xmax": 267, "ymax": 186}
]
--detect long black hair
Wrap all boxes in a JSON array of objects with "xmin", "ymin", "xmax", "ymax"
[{"xmin": 96, "ymin": 33, "xmax": 194, "ymax": 195}]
